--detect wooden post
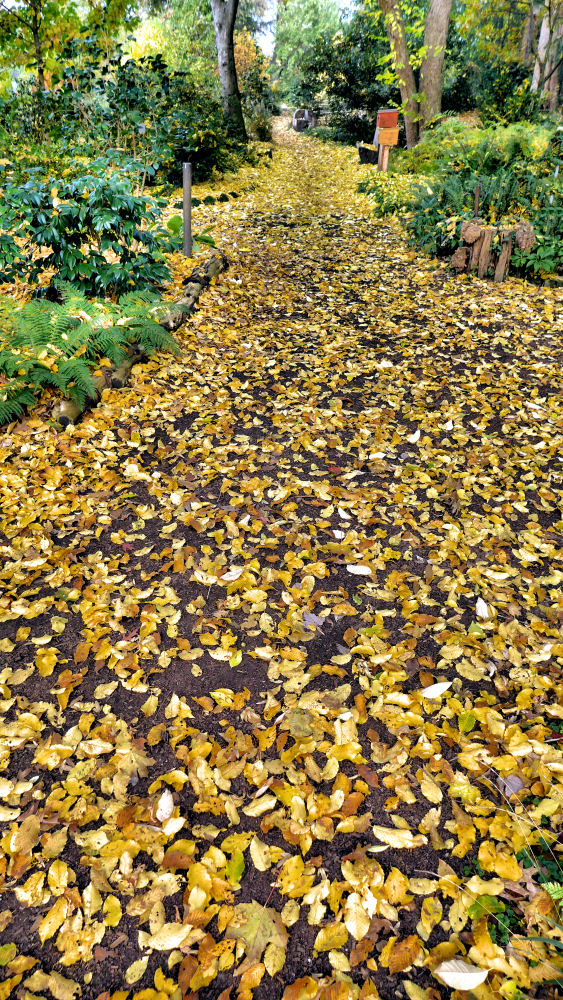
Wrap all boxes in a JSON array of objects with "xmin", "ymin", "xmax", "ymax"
[
  {"xmin": 494, "ymin": 230, "xmax": 513, "ymax": 282},
  {"xmin": 183, "ymin": 162, "xmax": 192, "ymax": 258},
  {"xmin": 469, "ymin": 229, "xmax": 485, "ymax": 270},
  {"xmin": 378, "ymin": 146, "xmax": 390, "ymax": 172},
  {"xmin": 478, "ymin": 227, "xmax": 494, "ymax": 279}
]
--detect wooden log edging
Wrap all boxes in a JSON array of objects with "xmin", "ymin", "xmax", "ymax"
[
  {"xmin": 51, "ymin": 253, "xmax": 229, "ymax": 429},
  {"xmin": 450, "ymin": 219, "xmax": 535, "ymax": 283}
]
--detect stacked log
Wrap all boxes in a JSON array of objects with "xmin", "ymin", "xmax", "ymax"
[
  {"xmin": 52, "ymin": 253, "xmax": 229, "ymax": 429},
  {"xmin": 450, "ymin": 219, "xmax": 535, "ymax": 282}
]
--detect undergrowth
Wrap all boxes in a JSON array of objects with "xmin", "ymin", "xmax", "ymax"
[
  {"xmin": 0, "ymin": 283, "xmax": 179, "ymax": 426},
  {"xmin": 358, "ymin": 119, "xmax": 563, "ymax": 277}
]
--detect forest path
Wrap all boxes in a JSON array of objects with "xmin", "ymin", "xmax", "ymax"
[{"xmin": 0, "ymin": 122, "xmax": 562, "ymax": 1000}]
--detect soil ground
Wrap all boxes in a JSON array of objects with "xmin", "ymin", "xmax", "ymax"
[{"xmin": 1, "ymin": 121, "xmax": 562, "ymax": 1000}]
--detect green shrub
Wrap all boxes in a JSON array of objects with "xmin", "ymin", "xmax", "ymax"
[
  {"xmin": 0, "ymin": 50, "xmax": 250, "ymax": 186},
  {"xmin": 358, "ymin": 171, "xmax": 421, "ymax": 218},
  {"xmin": 389, "ymin": 120, "xmax": 554, "ymax": 178},
  {"xmin": 376, "ymin": 122, "xmax": 563, "ymax": 279},
  {"xmin": 0, "ymin": 170, "xmax": 178, "ymax": 296}
]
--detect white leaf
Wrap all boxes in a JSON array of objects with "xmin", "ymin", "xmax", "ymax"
[
  {"xmin": 407, "ymin": 429, "xmax": 421, "ymax": 443},
  {"xmin": 434, "ymin": 959, "xmax": 489, "ymax": 990},
  {"xmin": 338, "ymin": 508, "xmax": 351, "ymax": 519},
  {"xmin": 369, "ymin": 451, "xmax": 386, "ymax": 459},
  {"xmin": 156, "ymin": 788, "xmax": 174, "ymax": 823},
  {"xmin": 378, "ymin": 360, "xmax": 393, "ymax": 369},
  {"xmin": 476, "ymin": 597, "xmax": 489, "ymax": 619},
  {"xmin": 222, "ymin": 567, "xmax": 245, "ymax": 582},
  {"xmin": 444, "ymin": 420, "xmax": 454, "ymax": 431},
  {"xmin": 346, "ymin": 565, "xmax": 371, "ymax": 576},
  {"xmin": 333, "ymin": 530, "xmax": 346, "ymax": 540},
  {"xmin": 421, "ymin": 681, "xmax": 452, "ymax": 700}
]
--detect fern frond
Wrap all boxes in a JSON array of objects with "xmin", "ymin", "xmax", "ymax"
[
  {"xmin": 56, "ymin": 359, "xmax": 97, "ymax": 403},
  {"xmin": 88, "ymin": 328, "xmax": 129, "ymax": 365},
  {"xmin": 0, "ymin": 382, "xmax": 36, "ymax": 425},
  {"xmin": 544, "ymin": 883, "xmax": 563, "ymax": 903},
  {"xmin": 129, "ymin": 321, "xmax": 180, "ymax": 355}
]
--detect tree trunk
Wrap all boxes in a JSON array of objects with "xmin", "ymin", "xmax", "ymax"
[
  {"xmin": 521, "ymin": 0, "xmax": 536, "ymax": 64},
  {"xmin": 532, "ymin": 10, "xmax": 551, "ymax": 91},
  {"xmin": 378, "ymin": 0, "xmax": 419, "ymax": 147},
  {"xmin": 209, "ymin": 0, "xmax": 247, "ymax": 140},
  {"xmin": 31, "ymin": 0, "xmax": 45, "ymax": 91},
  {"xmin": 419, "ymin": 0, "xmax": 453, "ymax": 127}
]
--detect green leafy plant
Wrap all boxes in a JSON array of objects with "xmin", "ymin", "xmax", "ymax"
[
  {"xmin": 0, "ymin": 283, "xmax": 180, "ymax": 426},
  {"xmin": 358, "ymin": 171, "xmax": 421, "ymax": 218},
  {"xmin": 0, "ymin": 170, "xmax": 178, "ymax": 296}
]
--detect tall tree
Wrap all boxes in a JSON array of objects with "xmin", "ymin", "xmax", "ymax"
[
  {"xmin": 377, "ymin": 0, "xmax": 419, "ymax": 147},
  {"xmin": 531, "ymin": 0, "xmax": 563, "ymax": 107},
  {"xmin": 420, "ymin": 0, "xmax": 453, "ymax": 122},
  {"xmin": 273, "ymin": 0, "xmax": 341, "ymax": 101},
  {"xmin": 0, "ymin": 0, "xmax": 55, "ymax": 88},
  {"xmin": 376, "ymin": 0, "xmax": 453, "ymax": 146},
  {"xmin": 210, "ymin": 0, "xmax": 247, "ymax": 138}
]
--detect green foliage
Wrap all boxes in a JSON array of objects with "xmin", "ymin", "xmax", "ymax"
[
  {"xmin": 0, "ymin": 168, "xmax": 177, "ymax": 296},
  {"xmin": 358, "ymin": 171, "xmax": 421, "ymax": 217},
  {"xmin": 0, "ymin": 283, "xmax": 180, "ymax": 425},
  {"xmin": 408, "ymin": 127, "xmax": 563, "ymax": 276},
  {"xmin": 273, "ymin": 0, "xmax": 341, "ymax": 102},
  {"xmin": 295, "ymin": 2, "xmax": 395, "ymax": 128},
  {"xmin": 109, "ymin": 289, "xmax": 181, "ymax": 357},
  {"xmin": 0, "ymin": 48, "xmax": 249, "ymax": 186},
  {"xmin": 362, "ymin": 121, "xmax": 563, "ymax": 279}
]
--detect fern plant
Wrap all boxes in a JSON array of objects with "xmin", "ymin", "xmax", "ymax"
[
  {"xmin": 0, "ymin": 283, "xmax": 180, "ymax": 426},
  {"xmin": 115, "ymin": 290, "xmax": 181, "ymax": 356}
]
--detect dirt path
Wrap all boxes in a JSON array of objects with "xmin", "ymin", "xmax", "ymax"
[{"xmin": 1, "ymin": 124, "xmax": 563, "ymax": 1000}]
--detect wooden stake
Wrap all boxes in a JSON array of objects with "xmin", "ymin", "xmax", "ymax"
[
  {"xmin": 183, "ymin": 162, "xmax": 192, "ymax": 257},
  {"xmin": 478, "ymin": 227, "xmax": 494, "ymax": 279},
  {"xmin": 474, "ymin": 183, "xmax": 481, "ymax": 218},
  {"xmin": 469, "ymin": 228, "xmax": 485, "ymax": 270},
  {"xmin": 378, "ymin": 145, "xmax": 390, "ymax": 172},
  {"xmin": 494, "ymin": 230, "xmax": 513, "ymax": 282}
]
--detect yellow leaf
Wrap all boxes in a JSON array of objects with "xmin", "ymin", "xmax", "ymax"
[
  {"xmin": 47, "ymin": 859, "xmax": 70, "ymax": 896},
  {"xmin": 478, "ymin": 842, "xmax": 522, "ymax": 881},
  {"xmin": 344, "ymin": 893, "xmax": 370, "ymax": 941},
  {"xmin": 103, "ymin": 895, "xmax": 122, "ymax": 927},
  {"xmin": 419, "ymin": 897, "xmax": 442, "ymax": 940},
  {"xmin": 264, "ymin": 942, "xmax": 286, "ymax": 976},
  {"xmin": 373, "ymin": 825, "xmax": 427, "ymax": 849},
  {"xmin": 125, "ymin": 956, "xmax": 150, "ymax": 984},
  {"xmin": 250, "ymin": 836, "xmax": 272, "ymax": 872},
  {"xmin": 36, "ymin": 648, "xmax": 57, "ymax": 676},
  {"xmin": 314, "ymin": 923, "xmax": 348, "ymax": 952},
  {"xmin": 38, "ymin": 897, "xmax": 69, "ymax": 944},
  {"xmin": 243, "ymin": 588, "xmax": 268, "ymax": 603},
  {"xmin": 417, "ymin": 769, "xmax": 442, "ymax": 804}
]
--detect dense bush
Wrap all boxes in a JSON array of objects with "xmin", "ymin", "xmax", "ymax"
[
  {"xmin": 0, "ymin": 168, "xmax": 179, "ymax": 296},
  {"xmin": 406, "ymin": 127, "xmax": 563, "ymax": 277},
  {"xmin": 0, "ymin": 48, "xmax": 248, "ymax": 185},
  {"xmin": 0, "ymin": 283, "xmax": 179, "ymax": 426},
  {"xmin": 388, "ymin": 120, "xmax": 554, "ymax": 177},
  {"xmin": 296, "ymin": 6, "xmax": 397, "ymax": 146},
  {"xmin": 359, "ymin": 121, "xmax": 563, "ymax": 278},
  {"xmin": 358, "ymin": 172, "xmax": 421, "ymax": 217}
]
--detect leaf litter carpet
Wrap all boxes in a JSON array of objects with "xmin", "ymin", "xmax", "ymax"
[{"xmin": 1, "ymin": 124, "xmax": 563, "ymax": 1000}]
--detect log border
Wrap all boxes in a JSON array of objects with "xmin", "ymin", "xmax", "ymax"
[{"xmin": 51, "ymin": 252, "xmax": 229, "ymax": 429}]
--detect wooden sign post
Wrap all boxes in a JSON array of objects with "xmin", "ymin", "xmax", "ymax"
[
  {"xmin": 374, "ymin": 109, "xmax": 399, "ymax": 172},
  {"xmin": 183, "ymin": 162, "xmax": 192, "ymax": 258}
]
